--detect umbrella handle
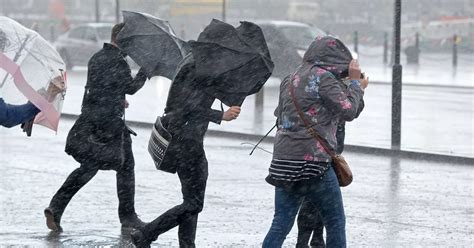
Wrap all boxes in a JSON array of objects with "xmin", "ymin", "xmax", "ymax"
[{"xmin": 21, "ymin": 117, "xmax": 34, "ymax": 137}]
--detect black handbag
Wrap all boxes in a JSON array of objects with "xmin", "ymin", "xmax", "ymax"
[
  {"xmin": 148, "ymin": 116, "xmax": 174, "ymax": 173},
  {"xmin": 65, "ymin": 119, "xmax": 125, "ymax": 170},
  {"xmin": 65, "ymin": 85, "xmax": 126, "ymax": 170}
]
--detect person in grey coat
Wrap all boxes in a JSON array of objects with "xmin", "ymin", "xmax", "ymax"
[
  {"xmin": 296, "ymin": 78, "xmax": 365, "ymax": 247},
  {"xmin": 262, "ymin": 36, "xmax": 368, "ymax": 248}
]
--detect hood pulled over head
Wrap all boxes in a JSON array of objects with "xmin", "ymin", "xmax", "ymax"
[{"xmin": 302, "ymin": 36, "xmax": 353, "ymax": 78}]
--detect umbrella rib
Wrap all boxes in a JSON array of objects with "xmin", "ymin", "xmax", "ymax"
[
  {"xmin": 5, "ymin": 27, "xmax": 27, "ymax": 53},
  {"xmin": 13, "ymin": 27, "xmax": 23, "ymax": 44},
  {"xmin": 129, "ymin": 14, "xmax": 178, "ymax": 39},
  {"xmin": 24, "ymin": 47, "xmax": 64, "ymax": 65},
  {"xmin": 142, "ymin": 16, "xmax": 177, "ymax": 37},
  {"xmin": 0, "ymin": 33, "xmax": 31, "ymax": 87},
  {"xmin": 22, "ymin": 48, "xmax": 51, "ymax": 70}
]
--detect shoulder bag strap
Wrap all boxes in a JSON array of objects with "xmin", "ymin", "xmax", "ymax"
[{"xmin": 288, "ymin": 73, "xmax": 337, "ymax": 158}]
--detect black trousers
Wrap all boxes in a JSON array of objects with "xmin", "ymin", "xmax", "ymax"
[
  {"xmin": 141, "ymin": 139, "xmax": 208, "ymax": 248},
  {"xmin": 49, "ymin": 136, "xmax": 136, "ymax": 221},
  {"xmin": 296, "ymin": 199, "xmax": 326, "ymax": 248}
]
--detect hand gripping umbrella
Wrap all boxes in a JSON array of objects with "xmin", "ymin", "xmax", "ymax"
[
  {"xmin": 0, "ymin": 16, "xmax": 67, "ymax": 133},
  {"xmin": 188, "ymin": 19, "xmax": 274, "ymax": 106},
  {"xmin": 116, "ymin": 11, "xmax": 190, "ymax": 80}
]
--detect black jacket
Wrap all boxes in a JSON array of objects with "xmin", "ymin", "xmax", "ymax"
[
  {"xmin": 162, "ymin": 55, "xmax": 222, "ymax": 142},
  {"xmin": 65, "ymin": 43, "xmax": 147, "ymax": 160}
]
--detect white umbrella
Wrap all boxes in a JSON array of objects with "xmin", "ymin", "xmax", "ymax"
[{"xmin": 0, "ymin": 16, "xmax": 66, "ymax": 132}]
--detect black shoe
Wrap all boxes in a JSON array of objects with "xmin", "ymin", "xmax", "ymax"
[
  {"xmin": 121, "ymin": 214, "xmax": 146, "ymax": 229},
  {"xmin": 130, "ymin": 229, "xmax": 151, "ymax": 248},
  {"xmin": 44, "ymin": 207, "xmax": 62, "ymax": 232}
]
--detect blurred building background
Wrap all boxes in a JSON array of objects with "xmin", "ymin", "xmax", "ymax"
[{"xmin": 1, "ymin": 0, "xmax": 473, "ymax": 51}]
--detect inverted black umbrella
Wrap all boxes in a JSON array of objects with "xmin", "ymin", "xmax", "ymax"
[
  {"xmin": 189, "ymin": 19, "xmax": 274, "ymax": 106},
  {"xmin": 116, "ymin": 11, "xmax": 190, "ymax": 79}
]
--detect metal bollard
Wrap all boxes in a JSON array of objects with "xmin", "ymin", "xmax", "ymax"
[
  {"xmin": 254, "ymin": 87, "xmax": 264, "ymax": 130},
  {"xmin": 414, "ymin": 32, "xmax": 420, "ymax": 64},
  {"xmin": 383, "ymin": 32, "xmax": 388, "ymax": 64},
  {"xmin": 50, "ymin": 24, "xmax": 56, "ymax": 42},
  {"xmin": 405, "ymin": 32, "xmax": 420, "ymax": 64},
  {"xmin": 453, "ymin": 34, "xmax": 458, "ymax": 67},
  {"xmin": 354, "ymin": 31, "xmax": 358, "ymax": 54},
  {"xmin": 255, "ymin": 88, "xmax": 264, "ymax": 111}
]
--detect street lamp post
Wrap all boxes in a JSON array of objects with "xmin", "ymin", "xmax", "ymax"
[{"xmin": 391, "ymin": 0, "xmax": 402, "ymax": 150}]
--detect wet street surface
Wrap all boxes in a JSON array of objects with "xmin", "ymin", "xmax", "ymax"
[{"xmin": 1, "ymin": 121, "xmax": 473, "ymax": 247}]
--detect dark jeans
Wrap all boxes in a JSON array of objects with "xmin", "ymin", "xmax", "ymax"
[
  {"xmin": 49, "ymin": 137, "xmax": 136, "ymax": 221},
  {"xmin": 296, "ymin": 122, "xmax": 345, "ymax": 248},
  {"xmin": 141, "ymin": 139, "xmax": 208, "ymax": 248},
  {"xmin": 262, "ymin": 167, "xmax": 346, "ymax": 248},
  {"xmin": 296, "ymin": 200, "xmax": 326, "ymax": 248}
]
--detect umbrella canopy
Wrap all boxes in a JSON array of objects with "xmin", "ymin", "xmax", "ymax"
[
  {"xmin": 189, "ymin": 19, "xmax": 274, "ymax": 106},
  {"xmin": 0, "ymin": 16, "xmax": 66, "ymax": 132},
  {"xmin": 116, "ymin": 11, "xmax": 190, "ymax": 80}
]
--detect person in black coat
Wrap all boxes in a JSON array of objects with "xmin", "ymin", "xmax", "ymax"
[
  {"xmin": 130, "ymin": 54, "xmax": 241, "ymax": 247},
  {"xmin": 44, "ymin": 23, "xmax": 148, "ymax": 232}
]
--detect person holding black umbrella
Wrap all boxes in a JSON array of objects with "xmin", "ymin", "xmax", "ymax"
[
  {"xmin": 131, "ymin": 54, "xmax": 240, "ymax": 247},
  {"xmin": 131, "ymin": 19, "xmax": 273, "ymax": 248},
  {"xmin": 44, "ymin": 23, "xmax": 148, "ymax": 232}
]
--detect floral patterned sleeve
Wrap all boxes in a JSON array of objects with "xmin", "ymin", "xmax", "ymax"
[{"xmin": 319, "ymin": 72, "xmax": 364, "ymax": 121}]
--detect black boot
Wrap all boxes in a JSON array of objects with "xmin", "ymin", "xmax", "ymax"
[
  {"xmin": 130, "ymin": 229, "xmax": 152, "ymax": 248},
  {"xmin": 121, "ymin": 214, "xmax": 146, "ymax": 229},
  {"xmin": 44, "ymin": 207, "xmax": 63, "ymax": 232}
]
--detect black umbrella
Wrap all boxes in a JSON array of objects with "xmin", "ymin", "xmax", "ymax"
[
  {"xmin": 116, "ymin": 11, "xmax": 190, "ymax": 79},
  {"xmin": 189, "ymin": 19, "xmax": 274, "ymax": 106}
]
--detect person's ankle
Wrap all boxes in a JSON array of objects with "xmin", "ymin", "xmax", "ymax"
[
  {"xmin": 130, "ymin": 229, "xmax": 151, "ymax": 248},
  {"xmin": 44, "ymin": 207, "xmax": 63, "ymax": 232},
  {"xmin": 120, "ymin": 213, "xmax": 146, "ymax": 229}
]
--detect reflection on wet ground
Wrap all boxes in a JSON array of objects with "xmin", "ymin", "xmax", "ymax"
[{"xmin": 1, "ymin": 120, "xmax": 473, "ymax": 246}]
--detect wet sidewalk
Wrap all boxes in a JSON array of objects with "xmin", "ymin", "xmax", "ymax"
[
  {"xmin": 1, "ymin": 120, "xmax": 473, "ymax": 247},
  {"xmin": 62, "ymin": 67, "xmax": 474, "ymax": 157}
]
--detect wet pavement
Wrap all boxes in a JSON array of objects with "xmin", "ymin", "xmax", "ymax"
[{"xmin": 1, "ymin": 121, "xmax": 473, "ymax": 247}]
